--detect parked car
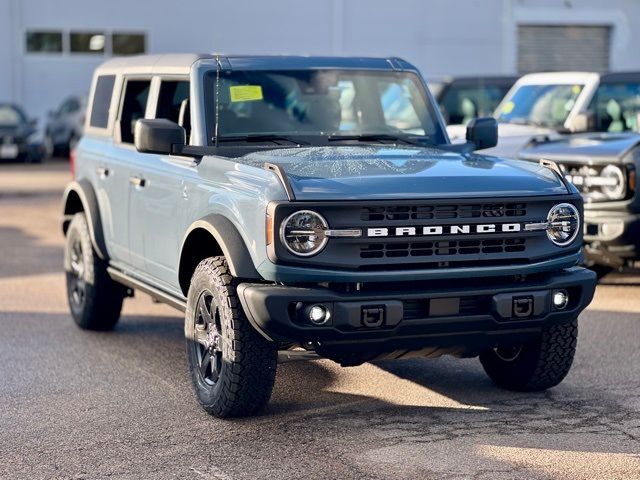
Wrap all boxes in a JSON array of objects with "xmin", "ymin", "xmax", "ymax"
[
  {"xmin": 44, "ymin": 95, "xmax": 86, "ymax": 158},
  {"xmin": 429, "ymin": 75, "xmax": 518, "ymax": 126},
  {"xmin": 519, "ymin": 132, "xmax": 640, "ymax": 277},
  {"xmin": 0, "ymin": 103, "xmax": 45, "ymax": 163},
  {"xmin": 449, "ymin": 71, "xmax": 640, "ymax": 156},
  {"xmin": 62, "ymin": 54, "xmax": 596, "ymax": 418}
]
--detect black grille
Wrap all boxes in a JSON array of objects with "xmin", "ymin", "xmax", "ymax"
[
  {"xmin": 360, "ymin": 238, "xmax": 526, "ymax": 259},
  {"xmin": 360, "ymin": 203, "xmax": 527, "ymax": 222}
]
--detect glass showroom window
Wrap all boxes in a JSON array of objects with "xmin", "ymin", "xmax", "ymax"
[
  {"xmin": 70, "ymin": 32, "xmax": 105, "ymax": 54},
  {"xmin": 112, "ymin": 33, "xmax": 146, "ymax": 55},
  {"xmin": 26, "ymin": 31, "xmax": 63, "ymax": 53}
]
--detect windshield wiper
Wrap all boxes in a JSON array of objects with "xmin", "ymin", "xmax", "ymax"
[
  {"xmin": 327, "ymin": 133, "xmax": 425, "ymax": 147},
  {"xmin": 216, "ymin": 134, "xmax": 307, "ymax": 145}
]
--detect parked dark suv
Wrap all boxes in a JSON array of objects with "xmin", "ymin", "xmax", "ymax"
[{"xmin": 62, "ymin": 54, "xmax": 596, "ymax": 417}]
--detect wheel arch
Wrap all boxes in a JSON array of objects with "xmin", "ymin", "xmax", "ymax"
[
  {"xmin": 61, "ymin": 179, "xmax": 108, "ymax": 260},
  {"xmin": 178, "ymin": 214, "xmax": 261, "ymax": 296}
]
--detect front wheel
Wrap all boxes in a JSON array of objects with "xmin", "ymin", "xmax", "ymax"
[
  {"xmin": 185, "ymin": 257, "xmax": 277, "ymax": 418},
  {"xmin": 479, "ymin": 319, "xmax": 578, "ymax": 391}
]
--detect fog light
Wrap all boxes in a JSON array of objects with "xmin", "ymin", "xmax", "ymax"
[
  {"xmin": 308, "ymin": 304, "xmax": 331, "ymax": 325},
  {"xmin": 552, "ymin": 290, "xmax": 569, "ymax": 310}
]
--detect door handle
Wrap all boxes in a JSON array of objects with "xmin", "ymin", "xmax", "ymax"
[
  {"xmin": 129, "ymin": 176, "xmax": 146, "ymax": 188},
  {"xmin": 96, "ymin": 166, "xmax": 111, "ymax": 178}
]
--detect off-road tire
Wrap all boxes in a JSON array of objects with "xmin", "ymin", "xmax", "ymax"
[
  {"xmin": 64, "ymin": 213, "xmax": 125, "ymax": 330},
  {"xmin": 185, "ymin": 257, "xmax": 277, "ymax": 418},
  {"xmin": 479, "ymin": 319, "xmax": 578, "ymax": 391}
]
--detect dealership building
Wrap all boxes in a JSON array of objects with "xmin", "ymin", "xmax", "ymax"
[{"xmin": 1, "ymin": 0, "xmax": 640, "ymax": 121}]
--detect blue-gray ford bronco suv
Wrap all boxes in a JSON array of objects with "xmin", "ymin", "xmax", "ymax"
[{"xmin": 62, "ymin": 54, "xmax": 597, "ymax": 418}]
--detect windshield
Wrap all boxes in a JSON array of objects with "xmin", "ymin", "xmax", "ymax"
[
  {"xmin": 496, "ymin": 84, "xmax": 584, "ymax": 128},
  {"xmin": 0, "ymin": 105, "xmax": 26, "ymax": 127},
  {"xmin": 589, "ymin": 82, "xmax": 640, "ymax": 132},
  {"xmin": 206, "ymin": 69, "xmax": 445, "ymax": 145}
]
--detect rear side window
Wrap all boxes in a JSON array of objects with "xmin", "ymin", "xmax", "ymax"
[
  {"xmin": 118, "ymin": 79, "xmax": 151, "ymax": 144},
  {"xmin": 89, "ymin": 75, "xmax": 115, "ymax": 128}
]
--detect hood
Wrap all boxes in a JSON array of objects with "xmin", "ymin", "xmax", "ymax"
[
  {"xmin": 519, "ymin": 133, "xmax": 640, "ymax": 165},
  {"xmin": 239, "ymin": 146, "xmax": 567, "ymax": 200}
]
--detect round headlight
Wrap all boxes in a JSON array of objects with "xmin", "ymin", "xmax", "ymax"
[
  {"xmin": 600, "ymin": 165, "xmax": 625, "ymax": 200},
  {"xmin": 280, "ymin": 210, "xmax": 328, "ymax": 256},
  {"xmin": 546, "ymin": 203, "xmax": 580, "ymax": 247}
]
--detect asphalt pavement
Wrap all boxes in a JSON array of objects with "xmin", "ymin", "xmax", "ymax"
[{"xmin": 1, "ymin": 160, "xmax": 639, "ymax": 480}]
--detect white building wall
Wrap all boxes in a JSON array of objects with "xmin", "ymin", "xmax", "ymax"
[{"xmin": 2, "ymin": 0, "xmax": 640, "ymax": 121}]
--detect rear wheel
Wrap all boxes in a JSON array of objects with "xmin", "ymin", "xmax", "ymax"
[
  {"xmin": 64, "ymin": 213, "xmax": 125, "ymax": 330},
  {"xmin": 479, "ymin": 319, "xmax": 578, "ymax": 391},
  {"xmin": 185, "ymin": 257, "xmax": 277, "ymax": 418}
]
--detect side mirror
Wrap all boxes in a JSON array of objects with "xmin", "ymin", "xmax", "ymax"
[
  {"xmin": 134, "ymin": 119, "xmax": 185, "ymax": 155},
  {"xmin": 565, "ymin": 112, "xmax": 593, "ymax": 133},
  {"xmin": 466, "ymin": 117, "xmax": 498, "ymax": 150}
]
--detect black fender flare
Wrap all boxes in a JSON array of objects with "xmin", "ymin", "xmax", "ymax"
[
  {"xmin": 61, "ymin": 179, "xmax": 108, "ymax": 260},
  {"xmin": 180, "ymin": 214, "xmax": 260, "ymax": 281}
]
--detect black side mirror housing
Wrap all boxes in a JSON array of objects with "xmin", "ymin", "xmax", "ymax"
[
  {"xmin": 134, "ymin": 119, "xmax": 185, "ymax": 155},
  {"xmin": 466, "ymin": 117, "xmax": 498, "ymax": 151}
]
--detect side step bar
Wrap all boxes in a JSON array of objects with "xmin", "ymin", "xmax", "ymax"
[{"xmin": 107, "ymin": 267, "xmax": 187, "ymax": 312}]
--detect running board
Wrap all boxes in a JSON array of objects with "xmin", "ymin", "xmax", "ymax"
[{"xmin": 107, "ymin": 267, "xmax": 187, "ymax": 312}]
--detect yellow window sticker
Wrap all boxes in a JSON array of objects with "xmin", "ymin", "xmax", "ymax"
[
  {"xmin": 230, "ymin": 85, "xmax": 263, "ymax": 102},
  {"xmin": 501, "ymin": 101, "xmax": 515, "ymax": 114},
  {"xmin": 571, "ymin": 85, "xmax": 581, "ymax": 95}
]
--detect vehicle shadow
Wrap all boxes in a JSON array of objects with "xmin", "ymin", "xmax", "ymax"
[{"xmin": 0, "ymin": 226, "xmax": 62, "ymax": 279}]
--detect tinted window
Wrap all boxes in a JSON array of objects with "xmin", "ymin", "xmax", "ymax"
[
  {"xmin": 119, "ymin": 80, "xmax": 151, "ymax": 144},
  {"xmin": 0, "ymin": 105, "xmax": 26, "ymax": 127},
  {"xmin": 113, "ymin": 33, "xmax": 146, "ymax": 55},
  {"xmin": 589, "ymin": 82, "xmax": 640, "ymax": 132},
  {"xmin": 70, "ymin": 32, "xmax": 105, "ymax": 54},
  {"xmin": 156, "ymin": 81, "xmax": 190, "ymax": 123},
  {"xmin": 26, "ymin": 31, "xmax": 63, "ymax": 53},
  {"xmin": 440, "ymin": 85, "xmax": 511, "ymax": 124},
  {"xmin": 89, "ymin": 75, "xmax": 116, "ymax": 129}
]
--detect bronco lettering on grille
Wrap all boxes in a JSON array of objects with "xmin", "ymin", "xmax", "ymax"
[{"xmin": 367, "ymin": 223, "xmax": 522, "ymax": 237}]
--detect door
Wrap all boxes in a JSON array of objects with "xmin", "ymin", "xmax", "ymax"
[
  {"xmin": 128, "ymin": 79, "xmax": 192, "ymax": 289},
  {"xmin": 109, "ymin": 77, "xmax": 152, "ymax": 271}
]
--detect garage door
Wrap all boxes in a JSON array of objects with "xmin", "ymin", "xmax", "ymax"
[{"xmin": 518, "ymin": 25, "xmax": 610, "ymax": 74}]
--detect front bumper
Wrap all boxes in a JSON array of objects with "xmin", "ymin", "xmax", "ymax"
[
  {"xmin": 584, "ymin": 209, "xmax": 640, "ymax": 266},
  {"xmin": 238, "ymin": 267, "xmax": 596, "ymax": 362}
]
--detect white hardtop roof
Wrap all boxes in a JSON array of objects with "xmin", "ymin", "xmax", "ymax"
[
  {"xmin": 94, "ymin": 54, "xmax": 214, "ymax": 76},
  {"xmin": 515, "ymin": 71, "xmax": 600, "ymax": 85}
]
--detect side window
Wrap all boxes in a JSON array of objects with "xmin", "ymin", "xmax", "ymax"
[
  {"xmin": 590, "ymin": 83, "xmax": 640, "ymax": 133},
  {"xmin": 156, "ymin": 80, "xmax": 190, "ymax": 142},
  {"xmin": 89, "ymin": 75, "xmax": 115, "ymax": 129},
  {"xmin": 119, "ymin": 79, "xmax": 151, "ymax": 144}
]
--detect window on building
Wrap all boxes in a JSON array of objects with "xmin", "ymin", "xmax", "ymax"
[
  {"xmin": 112, "ymin": 33, "xmax": 146, "ymax": 55},
  {"xmin": 119, "ymin": 79, "xmax": 151, "ymax": 143},
  {"xmin": 70, "ymin": 32, "xmax": 105, "ymax": 54},
  {"xmin": 26, "ymin": 31, "xmax": 63, "ymax": 53},
  {"xmin": 89, "ymin": 75, "xmax": 116, "ymax": 129}
]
